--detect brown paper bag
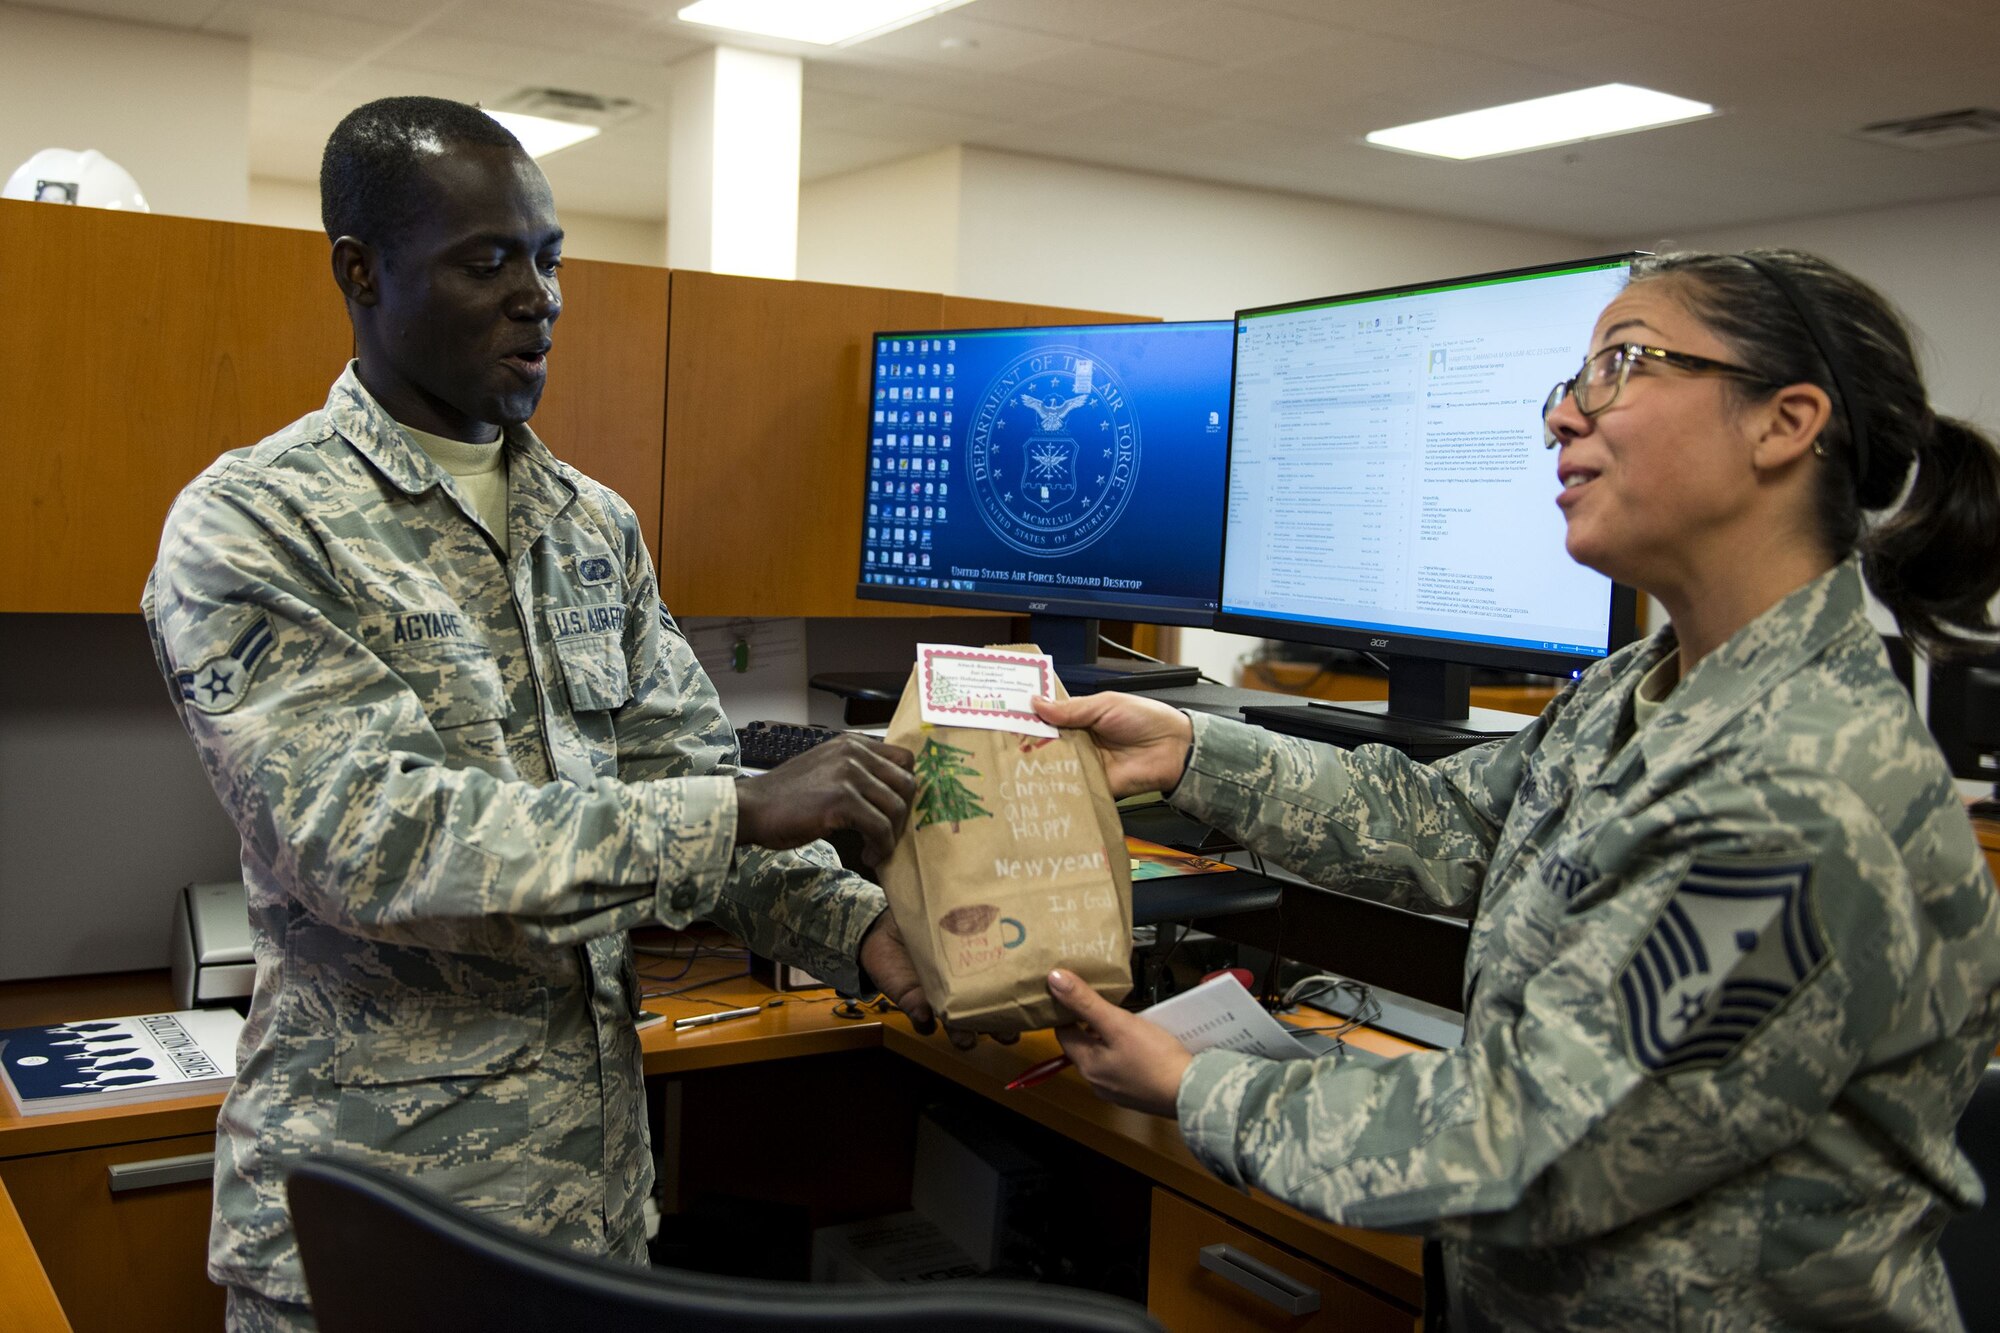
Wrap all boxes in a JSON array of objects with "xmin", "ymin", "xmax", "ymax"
[{"xmin": 877, "ymin": 646, "xmax": 1133, "ymax": 1034}]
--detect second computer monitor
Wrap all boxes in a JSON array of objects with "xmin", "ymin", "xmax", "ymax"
[
  {"xmin": 1219, "ymin": 257, "xmax": 1640, "ymax": 694},
  {"xmin": 857, "ymin": 320, "xmax": 1234, "ymax": 659}
]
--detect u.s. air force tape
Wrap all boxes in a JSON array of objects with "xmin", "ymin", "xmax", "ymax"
[
  {"xmin": 175, "ymin": 615, "xmax": 274, "ymax": 716},
  {"xmin": 1617, "ymin": 857, "xmax": 1826, "ymax": 1073}
]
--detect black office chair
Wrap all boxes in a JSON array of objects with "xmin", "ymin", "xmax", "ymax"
[
  {"xmin": 287, "ymin": 1157, "xmax": 1163, "ymax": 1333},
  {"xmin": 1940, "ymin": 1060, "xmax": 2000, "ymax": 1329}
]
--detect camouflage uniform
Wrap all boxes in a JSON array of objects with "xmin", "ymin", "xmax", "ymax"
[
  {"xmin": 1172, "ymin": 560, "xmax": 1999, "ymax": 1330},
  {"xmin": 143, "ymin": 366, "xmax": 887, "ymax": 1310}
]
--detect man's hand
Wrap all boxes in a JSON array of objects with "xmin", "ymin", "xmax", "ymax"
[
  {"xmin": 857, "ymin": 911, "xmax": 934, "ymax": 1034},
  {"xmin": 1032, "ymin": 692, "xmax": 1194, "ymax": 800},
  {"xmin": 735, "ymin": 735, "xmax": 915, "ymax": 866},
  {"xmin": 1048, "ymin": 968, "xmax": 1191, "ymax": 1118},
  {"xmin": 860, "ymin": 912, "xmax": 1018, "ymax": 1050}
]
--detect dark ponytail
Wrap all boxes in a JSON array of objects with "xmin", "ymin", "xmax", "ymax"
[
  {"xmin": 1631, "ymin": 248, "xmax": 2000, "ymax": 658},
  {"xmin": 1864, "ymin": 415, "xmax": 2000, "ymax": 655}
]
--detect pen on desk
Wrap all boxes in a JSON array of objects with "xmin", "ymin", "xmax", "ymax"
[
  {"xmin": 1004, "ymin": 1054, "xmax": 1071, "ymax": 1091},
  {"xmin": 673, "ymin": 1005, "xmax": 763, "ymax": 1031}
]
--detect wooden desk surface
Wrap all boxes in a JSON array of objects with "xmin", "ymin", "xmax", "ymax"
[{"xmin": 2, "ymin": 952, "xmax": 1427, "ymax": 1309}]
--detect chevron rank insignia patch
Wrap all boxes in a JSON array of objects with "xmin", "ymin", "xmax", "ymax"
[
  {"xmin": 175, "ymin": 615, "xmax": 275, "ymax": 716},
  {"xmin": 1618, "ymin": 857, "xmax": 1826, "ymax": 1073}
]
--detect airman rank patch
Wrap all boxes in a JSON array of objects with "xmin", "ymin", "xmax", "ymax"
[
  {"xmin": 1618, "ymin": 857, "xmax": 1825, "ymax": 1073},
  {"xmin": 577, "ymin": 555, "xmax": 615, "ymax": 586},
  {"xmin": 176, "ymin": 615, "xmax": 274, "ymax": 716},
  {"xmin": 658, "ymin": 602, "xmax": 680, "ymax": 637}
]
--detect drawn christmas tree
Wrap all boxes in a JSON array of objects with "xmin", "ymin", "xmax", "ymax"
[{"xmin": 914, "ymin": 736, "xmax": 991, "ymax": 832}]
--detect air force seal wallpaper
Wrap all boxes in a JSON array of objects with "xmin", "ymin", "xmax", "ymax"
[
  {"xmin": 860, "ymin": 321, "xmax": 1234, "ymax": 618},
  {"xmin": 971, "ymin": 346, "xmax": 1138, "ymax": 557}
]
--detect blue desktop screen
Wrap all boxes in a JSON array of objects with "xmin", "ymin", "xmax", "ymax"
[{"xmin": 858, "ymin": 320, "xmax": 1233, "ymax": 623}]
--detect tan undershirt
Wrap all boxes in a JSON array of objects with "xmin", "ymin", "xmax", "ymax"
[
  {"xmin": 1631, "ymin": 653, "xmax": 1681, "ymax": 730},
  {"xmin": 403, "ymin": 424, "xmax": 509, "ymax": 555}
]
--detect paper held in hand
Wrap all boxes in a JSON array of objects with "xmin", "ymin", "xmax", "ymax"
[
  {"xmin": 1141, "ymin": 972, "xmax": 1318, "ymax": 1061},
  {"xmin": 916, "ymin": 643, "xmax": 1058, "ymax": 739}
]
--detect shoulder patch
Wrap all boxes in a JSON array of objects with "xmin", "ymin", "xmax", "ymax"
[
  {"xmin": 175, "ymin": 615, "xmax": 275, "ymax": 716},
  {"xmin": 1617, "ymin": 857, "xmax": 1827, "ymax": 1073}
]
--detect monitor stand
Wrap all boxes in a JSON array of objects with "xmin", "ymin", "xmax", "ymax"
[
  {"xmin": 1030, "ymin": 614, "xmax": 1200, "ymax": 696},
  {"xmin": 1240, "ymin": 657, "xmax": 1537, "ymax": 760}
]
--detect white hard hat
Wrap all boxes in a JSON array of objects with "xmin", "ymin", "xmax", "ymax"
[{"xmin": 3, "ymin": 148, "xmax": 149, "ymax": 211}]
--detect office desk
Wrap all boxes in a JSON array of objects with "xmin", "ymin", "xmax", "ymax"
[{"xmin": 1, "ymin": 957, "xmax": 1426, "ymax": 1332}]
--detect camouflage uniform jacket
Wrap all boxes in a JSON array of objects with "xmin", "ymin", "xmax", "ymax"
[
  {"xmin": 1171, "ymin": 560, "xmax": 1999, "ymax": 1331},
  {"xmin": 142, "ymin": 366, "xmax": 886, "ymax": 1304}
]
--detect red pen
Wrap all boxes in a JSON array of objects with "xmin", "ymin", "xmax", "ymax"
[{"xmin": 1004, "ymin": 1054, "xmax": 1071, "ymax": 1091}]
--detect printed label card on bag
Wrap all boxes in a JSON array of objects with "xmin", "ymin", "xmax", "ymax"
[{"xmin": 916, "ymin": 644, "xmax": 1058, "ymax": 738}]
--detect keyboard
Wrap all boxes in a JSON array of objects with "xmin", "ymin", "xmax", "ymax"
[
  {"xmin": 735, "ymin": 721, "xmax": 844, "ymax": 770},
  {"xmin": 1238, "ymin": 703, "xmax": 1505, "ymax": 761}
]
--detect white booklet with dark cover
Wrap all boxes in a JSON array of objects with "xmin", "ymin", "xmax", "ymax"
[
  {"xmin": 0, "ymin": 1009, "xmax": 243, "ymax": 1116},
  {"xmin": 1143, "ymin": 973, "xmax": 1320, "ymax": 1061}
]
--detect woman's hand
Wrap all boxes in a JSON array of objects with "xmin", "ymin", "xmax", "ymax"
[
  {"xmin": 1048, "ymin": 968, "xmax": 1191, "ymax": 1118},
  {"xmin": 1032, "ymin": 692, "xmax": 1194, "ymax": 799}
]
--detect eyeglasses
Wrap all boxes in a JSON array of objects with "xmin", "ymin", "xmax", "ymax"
[
  {"xmin": 1281, "ymin": 975, "xmax": 1381, "ymax": 1047},
  {"xmin": 1541, "ymin": 343, "xmax": 1776, "ymax": 447}
]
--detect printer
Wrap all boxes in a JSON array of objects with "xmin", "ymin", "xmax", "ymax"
[{"xmin": 169, "ymin": 881, "xmax": 254, "ymax": 1010}]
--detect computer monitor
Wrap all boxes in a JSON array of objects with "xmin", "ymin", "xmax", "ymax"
[
  {"xmin": 855, "ymin": 320, "xmax": 1235, "ymax": 691},
  {"xmin": 1216, "ymin": 255, "xmax": 1643, "ymax": 753},
  {"xmin": 1928, "ymin": 648, "xmax": 2000, "ymax": 816}
]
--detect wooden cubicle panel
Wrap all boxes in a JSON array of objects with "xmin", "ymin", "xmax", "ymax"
[
  {"xmin": 659, "ymin": 271, "xmax": 941, "ymax": 617},
  {"xmin": 937, "ymin": 295, "xmax": 1151, "ymax": 331},
  {"xmin": 0, "ymin": 201, "xmax": 352, "ymax": 613},
  {"xmin": 658, "ymin": 273, "xmax": 1159, "ymax": 619},
  {"xmin": 531, "ymin": 258, "xmax": 669, "ymax": 559}
]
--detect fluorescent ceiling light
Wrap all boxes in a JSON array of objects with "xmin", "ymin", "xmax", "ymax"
[
  {"xmin": 677, "ymin": 0, "xmax": 976, "ymax": 47},
  {"xmin": 1366, "ymin": 83, "xmax": 1714, "ymax": 161},
  {"xmin": 484, "ymin": 110, "xmax": 601, "ymax": 159}
]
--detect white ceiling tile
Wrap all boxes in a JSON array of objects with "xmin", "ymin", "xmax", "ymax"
[
  {"xmin": 1381, "ymin": 0, "xmax": 1644, "ymax": 64},
  {"xmin": 455, "ymin": 0, "xmax": 652, "ymax": 58},
  {"xmin": 531, "ymin": 53, "xmax": 674, "ymax": 106},
  {"xmin": 809, "ymin": 64, "xmax": 1103, "ymax": 122},
  {"xmin": 299, "ymin": 63, "xmax": 506, "ymax": 110},
  {"xmin": 590, "ymin": 19, "xmax": 708, "ymax": 65},
  {"xmin": 831, "ymin": 12, "xmax": 1082, "ymax": 71},
  {"xmin": 18, "ymin": 0, "xmax": 1997, "ymax": 244},
  {"xmin": 242, "ymin": 0, "xmax": 457, "ymax": 27},
  {"xmin": 1007, "ymin": 37, "xmax": 1225, "ymax": 88},
  {"xmin": 1275, "ymin": 0, "xmax": 1499, "ymax": 41},
  {"xmin": 51, "ymin": 0, "xmax": 228, "ymax": 25},
  {"xmin": 373, "ymin": 30, "xmax": 576, "ymax": 89},
  {"xmin": 962, "ymin": 0, "xmax": 1209, "ymax": 43},
  {"xmin": 1110, "ymin": 2, "xmax": 1347, "ymax": 67},
  {"xmin": 201, "ymin": 1, "xmax": 401, "ymax": 57}
]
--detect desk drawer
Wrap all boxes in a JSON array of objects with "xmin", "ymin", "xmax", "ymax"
[
  {"xmin": 0, "ymin": 1132, "xmax": 223, "ymax": 1333},
  {"xmin": 1147, "ymin": 1188, "xmax": 1417, "ymax": 1333}
]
